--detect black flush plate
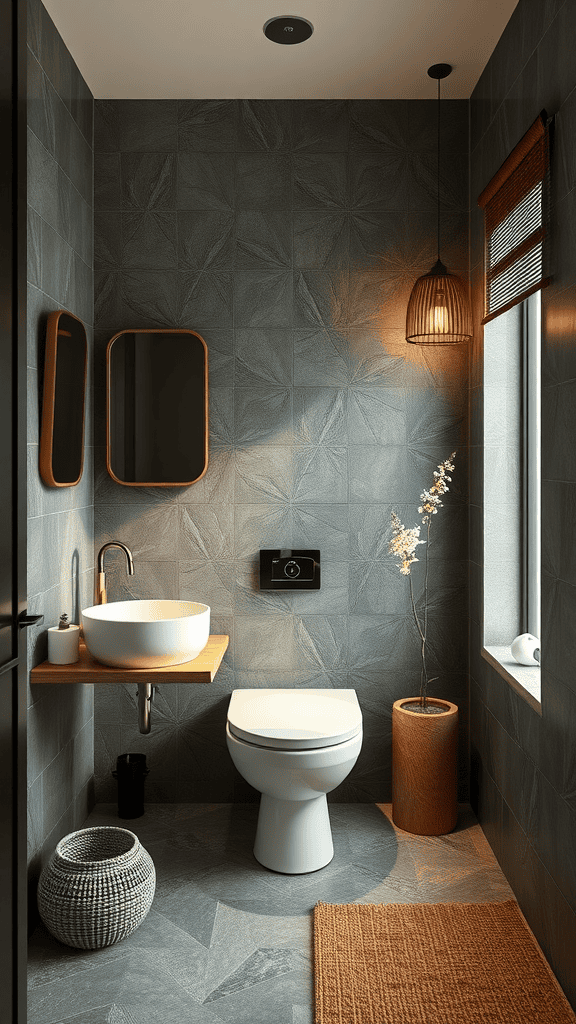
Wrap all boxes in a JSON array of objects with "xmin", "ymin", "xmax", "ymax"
[{"xmin": 259, "ymin": 549, "xmax": 320, "ymax": 590}]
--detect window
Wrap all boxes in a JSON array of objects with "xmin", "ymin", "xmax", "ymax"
[
  {"xmin": 478, "ymin": 113, "xmax": 550, "ymax": 714},
  {"xmin": 523, "ymin": 290, "xmax": 541, "ymax": 641},
  {"xmin": 482, "ymin": 291, "xmax": 541, "ymax": 712}
]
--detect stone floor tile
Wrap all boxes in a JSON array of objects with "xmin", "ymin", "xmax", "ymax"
[{"xmin": 28, "ymin": 802, "xmax": 516, "ymax": 1024}]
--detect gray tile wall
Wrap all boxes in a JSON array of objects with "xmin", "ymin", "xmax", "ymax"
[
  {"xmin": 469, "ymin": 0, "xmax": 576, "ymax": 1007},
  {"xmin": 26, "ymin": 0, "xmax": 95, "ymax": 891},
  {"xmin": 93, "ymin": 98, "xmax": 470, "ymax": 804}
]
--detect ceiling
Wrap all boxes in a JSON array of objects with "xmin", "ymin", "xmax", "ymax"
[{"xmin": 42, "ymin": 0, "xmax": 519, "ymax": 100}]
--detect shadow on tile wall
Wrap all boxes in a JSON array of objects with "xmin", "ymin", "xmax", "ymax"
[
  {"xmin": 26, "ymin": 0, "xmax": 95, "ymax": 896},
  {"xmin": 469, "ymin": 0, "xmax": 576, "ymax": 1007},
  {"xmin": 93, "ymin": 98, "xmax": 470, "ymax": 804}
]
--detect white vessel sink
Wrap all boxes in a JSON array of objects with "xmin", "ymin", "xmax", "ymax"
[{"xmin": 81, "ymin": 600, "xmax": 210, "ymax": 669}]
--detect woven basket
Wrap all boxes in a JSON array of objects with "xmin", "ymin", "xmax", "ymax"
[{"xmin": 37, "ymin": 826, "xmax": 156, "ymax": 949}]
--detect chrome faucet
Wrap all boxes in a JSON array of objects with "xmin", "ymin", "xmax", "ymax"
[{"xmin": 96, "ymin": 542, "xmax": 134, "ymax": 605}]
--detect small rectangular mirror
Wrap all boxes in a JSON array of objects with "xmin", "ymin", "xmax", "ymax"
[
  {"xmin": 106, "ymin": 329, "xmax": 208, "ymax": 487},
  {"xmin": 39, "ymin": 310, "xmax": 87, "ymax": 487}
]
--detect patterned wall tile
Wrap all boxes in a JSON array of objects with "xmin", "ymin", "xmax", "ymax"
[
  {"xmin": 178, "ymin": 272, "xmax": 234, "ymax": 330},
  {"xmin": 27, "ymin": 4, "xmax": 95, "ymax": 878},
  {"xmin": 233, "ymin": 504, "xmax": 293, "ymax": 560},
  {"xmin": 293, "ymin": 327, "xmax": 350, "ymax": 385},
  {"xmin": 178, "ymin": 100, "xmax": 237, "ymax": 152},
  {"xmin": 235, "ymin": 154, "xmax": 291, "ymax": 210},
  {"xmin": 208, "ymin": 386, "xmax": 234, "ymax": 446},
  {"xmin": 292, "ymin": 100, "xmax": 349, "ymax": 152},
  {"xmin": 292, "ymin": 447, "xmax": 348, "ymax": 503},
  {"xmin": 122, "ymin": 212, "xmax": 178, "ymax": 270},
  {"xmin": 180, "ymin": 505, "xmax": 235, "ymax": 560},
  {"xmin": 178, "ymin": 212, "xmax": 235, "ymax": 272},
  {"xmin": 92, "ymin": 98, "xmax": 469, "ymax": 807},
  {"xmin": 293, "ymin": 154, "xmax": 348, "ymax": 209},
  {"xmin": 235, "ymin": 212, "xmax": 292, "ymax": 271},
  {"xmin": 234, "ymin": 272, "xmax": 292, "ymax": 328},
  {"xmin": 469, "ymin": 0, "xmax": 576, "ymax": 1001},
  {"xmin": 294, "ymin": 270, "xmax": 348, "ymax": 330},
  {"xmin": 177, "ymin": 153, "xmax": 234, "ymax": 211},
  {"xmin": 293, "ymin": 387, "xmax": 347, "ymax": 445},
  {"xmin": 347, "ymin": 387, "xmax": 406, "ymax": 445},
  {"xmin": 94, "ymin": 152, "xmax": 121, "ymax": 209},
  {"xmin": 116, "ymin": 99, "xmax": 178, "ymax": 152},
  {"xmin": 27, "ymin": 127, "xmax": 59, "ymax": 230},
  {"xmin": 180, "ymin": 560, "xmax": 236, "ymax": 617},
  {"xmin": 237, "ymin": 100, "xmax": 292, "ymax": 152},
  {"xmin": 294, "ymin": 211, "xmax": 349, "ymax": 271},
  {"xmin": 58, "ymin": 169, "xmax": 93, "ymax": 266},
  {"xmin": 28, "ymin": 0, "xmax": 42, "ymax": 59},
  {"xmin": 234, "ymin": 388, "xmax": 293, "ymax": 446},
  {"xmin": 348, "ymin": 443, "xmax": 407, "ymax": 502},
  {"xmin": 235, "ymin": 329, "xmax": 291, "ymax": 387},
  {"xmin": 121, "ymin": 152, "xmax": 176, "ymax": 210}
]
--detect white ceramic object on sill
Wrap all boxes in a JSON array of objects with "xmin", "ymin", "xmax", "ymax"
[
  {"xmin": 511, "ymin": 633, "xmax": 540, "ymax": 666},
  {"xmin": 81, "ymin": 600, "xmax": 210, "ymax": 669}
]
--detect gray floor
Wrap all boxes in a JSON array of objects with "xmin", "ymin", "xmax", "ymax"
[{"xmin": 28, "ymin": 802, "xmax": 515, "ymax": 1024}]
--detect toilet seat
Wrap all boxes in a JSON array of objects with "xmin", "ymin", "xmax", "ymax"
[{"xmin": 227, "ymin": 689, "xmax": 362, "ymax": 750}]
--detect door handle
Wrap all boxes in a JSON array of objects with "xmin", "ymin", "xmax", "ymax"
[{"xmin": 18, "ymin": 613, "xmax": 44, "ymax": 629}]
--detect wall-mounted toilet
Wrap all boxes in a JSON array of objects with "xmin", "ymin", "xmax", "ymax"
[{"xmin": 226, "ymin": 689, "xmax": 362, "ymax": 874}]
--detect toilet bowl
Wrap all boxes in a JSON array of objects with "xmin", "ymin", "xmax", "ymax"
[{"xmin": 226, "ymin": 689, "xmax": 362, "ymax": 874}]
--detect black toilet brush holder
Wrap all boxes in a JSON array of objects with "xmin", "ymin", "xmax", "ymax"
[{"xmin": 113, "ymin": 753, "xmax": 149, "ymax": 819}]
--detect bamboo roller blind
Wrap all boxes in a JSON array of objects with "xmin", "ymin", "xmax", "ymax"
[{"xmin": 478, "ymin": 111, "xmax": 551, "ymax": 324}]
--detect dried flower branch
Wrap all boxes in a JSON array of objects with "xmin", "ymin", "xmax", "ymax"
[
  {"xmin": 389, "ymin": 452, "xmax": 456, "ymax": 707},
  {"xmin": 389, "ymin": 512, "xmax": 425, "ymax": 575}
]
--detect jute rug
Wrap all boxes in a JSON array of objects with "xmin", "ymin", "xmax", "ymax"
[{"xmin": 314, "ymin": 900, "xmax": 576, "ymax": 1024}]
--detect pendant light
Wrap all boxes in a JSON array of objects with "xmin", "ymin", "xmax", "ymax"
[{"xmin": 406, "ymin": 64, "xmax": 472, "ymax": 345}]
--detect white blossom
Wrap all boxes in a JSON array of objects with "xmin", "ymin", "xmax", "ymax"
[{"xmin": 388, "ymin": 511, "xmax": 425, "ymax": 575}]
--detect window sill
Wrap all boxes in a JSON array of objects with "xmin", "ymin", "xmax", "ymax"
[{"xmin": 481, "ymin": 646, "xmax": 542, "ymax": 715}]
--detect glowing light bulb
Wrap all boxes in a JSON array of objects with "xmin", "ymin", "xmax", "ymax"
[{"xmin": 430, "ymin": 290, "xmax": 448, "ymax": 334}]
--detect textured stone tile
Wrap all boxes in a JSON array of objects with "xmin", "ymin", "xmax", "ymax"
[
  {"xmin": 88, "ymin": 96, "xmax": 470, "ymax": 810},
  {"xmin": 177, "ymin": 153, "xmax": 234, "ymax": 211},
  {"xmin": 294, "ymin": 211, "xmax": 349, "ymax": 271},
  {"xmin": 29, "ymin": 803, "xmax": 524, "ymax": 1024},
  {"xmin": 235, "ymin": 154, "xmax": 291, "ymax": 210},
  {"xmin": 116, "ymin": 100, "xmax": 178, "ymax": 153},
  {"xmin": 235, "ymin": 328, "xmax": 293, "ymax": 387},
  {"xmin": 28, "ymin": 950, "xmax": 203, "ymax": 1023},
  {"xmin": 178, "ymin": 211, "xmax": 235, "ymax": 272},
  {"xmin": 237, "ymin": 100, "xmax": 292, "ymax": 152},
  {"xmin": 205, "ymin": 948, "xmax": 305, "ymax": 1002},
  {"xmin": 235, "ymin": 211, "xmax": 292, "ymax": 271},
  {"xmin": 179, "ymin": 100, "xmax": 237, "ymax": 153},
  {"xmin": 205, "ymin": 964, "xmax": 312, "ymax": 1024}
]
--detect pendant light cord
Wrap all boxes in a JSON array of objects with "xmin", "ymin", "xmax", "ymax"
[{"xmin": 437, "ymin": 76, "xmax": 441, "ymax": 263}]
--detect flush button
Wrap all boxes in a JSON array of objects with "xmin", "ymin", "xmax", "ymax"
[
  {"xmin": 259, "ymin": 549, "xmax": 320, "ymax": 590},
  {"xmin": 284, "ymin": 560, "xmax": 300, "ymax": 578}
]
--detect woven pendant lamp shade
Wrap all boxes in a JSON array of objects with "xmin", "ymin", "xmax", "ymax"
[
  {"xmin": 406, "ymin": 259, "xmax": 472, "ymax": 345},
  {"xmin": 406, "ymin": 63, "xmax": 472, "ymax": 346}
]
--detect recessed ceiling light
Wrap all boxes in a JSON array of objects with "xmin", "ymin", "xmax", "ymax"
[{"xmin": 263, "ymin": 16, "xmax": 314, "ymax": 44}]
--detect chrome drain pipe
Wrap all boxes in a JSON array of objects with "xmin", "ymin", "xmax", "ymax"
[{"xmin": 137, "ymin": 683, "xmax": 156, "ymax": 734}]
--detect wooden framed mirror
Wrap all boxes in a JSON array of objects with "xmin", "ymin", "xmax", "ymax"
[
  {"xmin": 39, "ymin": 310, "xmax": 87, "ymax": 487},
  {"xmin": 106, "ymin": 329, "xmax": 208, "ymax": 487}
]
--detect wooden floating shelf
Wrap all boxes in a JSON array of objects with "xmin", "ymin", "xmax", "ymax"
[{"xmin": 31, "ymin": 636, "xmax": 229, "ymax": 685}]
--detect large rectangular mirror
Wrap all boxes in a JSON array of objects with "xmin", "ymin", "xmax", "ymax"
[
  {"xmin": 106, "ymin": 329, "xmax": 208, "ymax": 486},
  {"xmin": 39, "ymin": 310, "xmax": 87, "ymax": 487}
]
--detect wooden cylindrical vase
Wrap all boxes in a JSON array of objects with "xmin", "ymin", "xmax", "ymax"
[{"xmin": 392, "ymin": 697, "xmax": 458, "ymax": 836}]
